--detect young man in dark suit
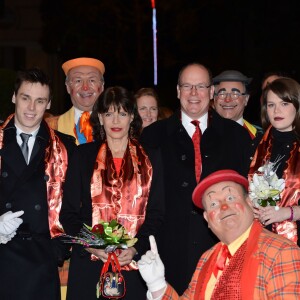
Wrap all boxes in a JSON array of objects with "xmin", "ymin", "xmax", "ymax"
[{"xmin": 0, "ymin": 68, "xmax": 75, "ymax": 300}]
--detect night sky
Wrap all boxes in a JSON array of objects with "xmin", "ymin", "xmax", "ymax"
[{"xmin": 1, "ymin": 0, "xmax": 300, "ymax": 123}]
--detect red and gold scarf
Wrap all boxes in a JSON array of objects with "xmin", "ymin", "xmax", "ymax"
[
  {"xmin": 0, "ymin": 114, "xmax": 68, "ymax": 238},
  {"xmin": 249, "ymin": 126, "xmax": 300, "ymax": 243},
  {"xmin": 90, "ymin": 138, "xmax": 153, "ymax": 269}
]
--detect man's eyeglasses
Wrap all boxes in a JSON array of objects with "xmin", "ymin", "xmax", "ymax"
[
  {"xmin": 68, "ymin": 78, "xmax": 103, "ymax": 88},
  {"xmin": 179, "ymin": 83, "xmax": 211, "ymax": 91},
  {"xmin": 215, "ymin": 91, "xmax": 246, "ymax": 100}
]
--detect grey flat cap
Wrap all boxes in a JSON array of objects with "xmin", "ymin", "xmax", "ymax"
[{"xmin": 213, "ymin": 70, "xmax": 252, "ymax": 85}]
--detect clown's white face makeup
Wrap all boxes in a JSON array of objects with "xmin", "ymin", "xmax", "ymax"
[
  {"xmin": 66, "ymin": 65, "xmax": 104, "ymax": 111},
  {"xmin": 214, "ymin": 81, "xmax": 249, "ymax": 121},
  {"xmin": 203, "ymin": 181, "xmax": 253, "ymax": 244}
]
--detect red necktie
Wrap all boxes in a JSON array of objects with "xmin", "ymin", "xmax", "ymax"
[
  {"xmin": 191, "ymin": 120, "xmax": 202, "ymax": 182},
  {"xmin": 213, "ymin": 244, "xmax": 232, "ymax": 277},
  {"xmin": 79, "ymin": 111, "xmax": 93, "ymax": 142}
]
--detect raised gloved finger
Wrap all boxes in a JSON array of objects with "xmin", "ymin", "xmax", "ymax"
[
  {"xmin": 149, "ymin": 235, "xmax": 158, "ymax": 254},
  {"xmin": 5, "ymin": 210, "xmax": 24, "ymax": 221},
  {"xmin": 9, "ymin": 218, "xmax": 23, "ymax": 227}
]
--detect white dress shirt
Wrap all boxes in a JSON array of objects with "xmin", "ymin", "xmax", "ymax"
[{"xmin": 181, "ymin": 110, "xmax": 208, "ymax": 138}]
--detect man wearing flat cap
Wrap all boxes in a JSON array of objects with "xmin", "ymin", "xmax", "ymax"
[
  {"xmin": 47, "ymin": 57, "xmax": 105, "ymax": 144},
  {"xmin": 213, "ymin": 70, "xmax": 263, "ymax": 165},
  {"xmin": 138, "ymin": 169, "xmax": 300, "ymax": 299},
  {"xmin": 213, "ymin": 70, "xmax": 263, "ymax": 140}
]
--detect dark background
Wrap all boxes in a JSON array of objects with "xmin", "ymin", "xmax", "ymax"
[{"xmin": 1, "ymin": 0, "xmax": 299, "ymax": 124}]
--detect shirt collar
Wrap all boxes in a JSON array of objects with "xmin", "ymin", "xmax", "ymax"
[
  {"xmin": 74, "ymin": 107, "xmax": 92, "ymax": 123},
  {"xmin": 15, "ymin": 124, "xmax": 39, "ymax": 138},
  {"xmin": 236, "ymin": 117, "xmax": 244, "ymax": 126},
  {"xmin": 181, "ymin": 110, "xmax": 208, "ymax": 133},
  {"xmin": 226, "ymin": 223, "xmax": 252, "ymax": 256}
]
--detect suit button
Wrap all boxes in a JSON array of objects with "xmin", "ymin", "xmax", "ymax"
[
  {"xmin": 44, "ymin": 175, "xmax": 50, "ymax": 181},
  {"xmin": 191, "ymin": 210, "xmax": 198, "ymax": 215},
  {"xmin": 34, "ymin": 204, "xmax": 41, "ymax": 211},
  {"xmin": 181, "ymin": 155, "xmax": 187, "ymax": 161},
  {"xmin": 1, "ymin": 171, "xmax": 8, "ymax": 178},
  {"xmin": 5, "ymin": 203, "xmax": 12, "ymax": 209},
  {"xmin": 193, "ymin": 241, "xmax": 199, "ymax": 245},
  {"xmin": 181, "ymin": 182, "xmax": 189, "ymax": 187}
]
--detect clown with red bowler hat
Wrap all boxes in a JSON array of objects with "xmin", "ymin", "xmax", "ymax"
[{"xmin": 138, "ymin": 169, "xmax": 300, "ymax": 299}]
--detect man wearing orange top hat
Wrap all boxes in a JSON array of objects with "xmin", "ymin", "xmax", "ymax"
[
  {"xmin": 138, "ymin": 169, "xmax": 300, "ymax": 299},
  {"xmin": 46, "ymin": 57, "xmax": 105, "ymax": 145}
]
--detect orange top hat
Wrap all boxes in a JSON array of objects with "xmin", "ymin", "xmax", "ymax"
[{"xmin": 62, "ymin": 57, "xmax": 105, "ymax": 75}]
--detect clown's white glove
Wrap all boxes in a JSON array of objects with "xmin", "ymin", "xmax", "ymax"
[
  {"xmin": 0, "ymin": 232, "xmax": 17, "ymax": 244},
  {"xmin": 138, "ymin": 236, "xmax": 166, "ymax": 293},
  {"xmin": 0, "ymin": 211, "xmax": 24, "ymax": 235}
]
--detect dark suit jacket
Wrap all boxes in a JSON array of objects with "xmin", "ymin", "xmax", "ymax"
[
  {"xmin": 140, "ymin": 108, "xmax": 254, "ymax": 294},
  {"xmin": 60, "ymin": 140, "xmax": 164, "ymax": 299},
  {"xmin": 0, "ymin": 118, "xmax": 75, "ymax": 300}
]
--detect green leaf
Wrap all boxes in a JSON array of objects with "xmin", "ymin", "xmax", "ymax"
[
  {"xmin": 268, "ymin": 199, "xmax": 276, "ymax": 206},
  {"xmin": 259, "ymin": 199, "xmax": 268, "ymax": 207},
  {"xmin": 109, "ymin": 219, "xmax": 118, "ymax": 228}
]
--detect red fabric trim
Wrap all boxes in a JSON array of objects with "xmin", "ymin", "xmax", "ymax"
[
  {"xmin": 90, "ymin": 139, "xmax": 153, "ymax": 270},
  {"xmin": 249, "ymin": 126, "xmax": 300, "ymax": 243},
  {"xmin": 241, "ymin": 220, "xmax": 262, "ymax": 299}
]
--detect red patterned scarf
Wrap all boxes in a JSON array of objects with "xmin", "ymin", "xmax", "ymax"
[
  {"xmin": 249, "ymin": 126, "xmax": 300, "ymax": 243},
  {"xmin": 0, "ymin": 114, "xmax": 68, "ymax": 238},
  {"xmin": 90, "ymin": 139, "xmax": 153, "ymax": 269}
]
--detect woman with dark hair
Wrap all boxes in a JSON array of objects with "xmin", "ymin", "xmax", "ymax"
[
  {"xmin": 60, "ymin": 86, "xmax": 164, "ymax": 299},
  {"xmin": 249, "ymin": 77, "xmax": 300, "ymax": 245}
]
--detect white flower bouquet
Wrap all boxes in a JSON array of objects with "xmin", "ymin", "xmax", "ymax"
[{"xmin": 249, "ymin": 160, "xmax": 285, "ymax": 207}]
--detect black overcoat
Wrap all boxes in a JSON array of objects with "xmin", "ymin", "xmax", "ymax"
[
  {"xmin": 140, "ymin": 109, "xmax": 254, "ymax": 294},
  {"xmin": 0, "ymin": 118, "xmax": 75, "ymax": 300},
  {"xmin": 60, "ymin": 140, "xmax": 164, "ymax": 300}
]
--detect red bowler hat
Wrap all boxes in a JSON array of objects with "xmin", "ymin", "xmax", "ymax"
[{"xmin": 192, "ymin": 169, "xmax": 249, "ymax": 209}]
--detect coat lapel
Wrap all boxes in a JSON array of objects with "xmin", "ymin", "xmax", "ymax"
[{"xmin": 2, "ymin": 122, "xmax": 49, "ymax": 197}]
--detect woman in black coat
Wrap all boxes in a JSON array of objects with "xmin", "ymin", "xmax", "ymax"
[{"xmin": 60, "ymin": 86, "xmax": 164, "ymax": 300}]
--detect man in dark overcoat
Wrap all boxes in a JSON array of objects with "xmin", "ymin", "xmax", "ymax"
[
  {"xmin": 0, "ymin": 68, "xmax": 75, "ymax": 300},
  {"xmin": 140, "ymin": 63, "xmax": 254, "ymax": 294}
]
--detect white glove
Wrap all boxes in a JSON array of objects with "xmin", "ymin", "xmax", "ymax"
[
  {"xmin": 0, "ymin": 211, "xmax": 24, "ymax": 235},
  {"xmin": 138, "ymin": 235, "xmax": 166, "ymax": 293},
  {"xmin": 0, "ymin": 232, "xmax": 17, "ymax": 244}
]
